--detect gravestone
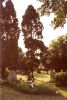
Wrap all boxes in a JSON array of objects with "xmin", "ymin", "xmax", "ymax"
[
  {"xmin": 7, "ymin": 70, "xmax": 17, "ymax": 81},
  {"xmin": 50, "ymin": 70, "xmax": 55, "ymax": 82}
]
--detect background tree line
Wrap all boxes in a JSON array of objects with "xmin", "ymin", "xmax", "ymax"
[{"xmin": 41, "ymin": 34, "xmax": 67, "ymax": 72}]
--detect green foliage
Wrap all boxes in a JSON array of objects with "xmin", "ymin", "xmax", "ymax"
[
  {"xmin": 5, "ymin": 68, "xmax": 10, "ymax": 78},
  {"xmin": 37, "ymin": 0, "xmax": 67, "ymax": 28},
  {"xmin": 55, "ymin": 72, "xmax": 67, "ymax": 87},
  {"xmin": 1, "ymin": 0, "xmax": 20, "ymax": 40},
  {"xmin": 41, "ymin": 34, "xmax": 67, "ymax": 71},
  {"xmin": 0, "ymin": 0, "xmax": 20, "ymax": 70},
  {"xmin": 1, "ymin": 67, "xmax": 10, "ymax": 79},
  {"xmin": 0, "ymin": 0, "xmax": 20, "ymax": 79},
  {"xmin": 21, "ymin": 5, "xmax": 44, "ymax": 52},
  {"xmin": 18, "ymin": 49, "xmax": 40, "ymax": 74},
  {"xmin": 21, "ymin": 5, "xmax": 45, "ymax": 76}
]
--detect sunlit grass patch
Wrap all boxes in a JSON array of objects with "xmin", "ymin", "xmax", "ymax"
[
  {"xmin": 17, "ymin": 72, "xmax": 50, "ymax": 85},
  {"xmin": 17, "ymin": 74, "xmax": 27, "ymax": 81},
  {"xmin": 57, "ymin": 87, "xmax": 67, "ymax": 97}
]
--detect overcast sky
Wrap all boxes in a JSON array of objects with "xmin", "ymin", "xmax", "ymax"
[{"xmin": 4, "ymin": 0, "xmax": 67, "ymax": 52}]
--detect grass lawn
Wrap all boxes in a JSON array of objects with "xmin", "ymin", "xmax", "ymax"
[
  {"xmin": 0, "ymin": 86, "xmax": 67, "ymax": 100},
  {"xmin": 57, "ymin": 87, "xmax": 67, "ymax": 97},
  {"xmin": 17, "ymin": 72, "xmax": 50, "ymax": 84},
  {"xmin": 1, "ymin": 72, "xmax": 67, "ymax": 100},
  {"xmin": 17, "ymin": 72, "xmax": 67, "ymax": 97}
]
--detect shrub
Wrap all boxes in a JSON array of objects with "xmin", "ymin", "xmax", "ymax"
[
  {"xmin": 55, "ymin": 72, "xmax": 67, "ymax": 87},
  {"xmin": 2, "ymin": 68, "xmax": 10, "ymax": 79}
]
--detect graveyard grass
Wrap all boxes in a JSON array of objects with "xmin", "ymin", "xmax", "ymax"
[
  {"xmin": 1, "ymin": 72, "xmax": 67, "ymax": 100},
  {"xmin": 0, "ymin": 86, "xmax": 67, "ymax": 100},
  {"xmin": 17, "ymin": 72, "xmax": 67, "ymax": 97}
]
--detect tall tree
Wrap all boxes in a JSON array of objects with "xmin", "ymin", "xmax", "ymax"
[
  {"xmin": 37, "ymin": 0, "xmax": 67, "ymax": 28},
  {"xmin": 0, "ymin": 0, "xmax": 20, "ymax": 79},
  {"xmin": 21, "ymin": 5, "xmax": 45, "ymax": 79},
  {"xmin": 0, "ymin": 0, "xmax": 6, "ymax": 79}
]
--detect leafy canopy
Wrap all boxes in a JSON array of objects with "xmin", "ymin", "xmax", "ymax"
[
  {"xmin": 0, "ymin": 0, "xmax": 20, "ymax": 69},
  {"xmin": 37, "ymin": 0, "xmax": 67, "ymax": 28},
  {"xmin": 21, "ymin": 5, "xmax": 45, "ymax": 76},
  {"xmin": 42, "ymin": 34, "xmax": 67, "ymax": 71},
  {"xmin": 21, "ymin": 5, "xmax": 45, "ymax": 58}
]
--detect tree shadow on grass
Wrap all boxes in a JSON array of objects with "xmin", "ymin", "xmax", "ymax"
[{"xmin": 1, "ymin": 86, "xmax": 67, "ymax": 100}]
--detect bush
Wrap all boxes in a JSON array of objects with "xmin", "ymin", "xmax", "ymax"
[
  {"xmin": 1, "ymin": 67, "xmax": 10, "ymax": 79},
  {"xmin": 55, "ymin": 72, "xmax": 67, "ymax": 87}
]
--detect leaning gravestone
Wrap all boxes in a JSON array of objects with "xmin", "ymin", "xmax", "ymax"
[{"xmin": 7, "ymin": 70, "xmax": 17, "ymax": 82}]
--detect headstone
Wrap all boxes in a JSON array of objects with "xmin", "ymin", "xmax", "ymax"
[
  {"xmin": 50, "ymin": 70, "xmax": 55, "ymax": 82},
  {"xmin": 7, "ymin": 70, "xmax": 17, "ymax": 81}
]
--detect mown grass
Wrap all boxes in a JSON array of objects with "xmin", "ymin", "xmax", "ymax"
[
  {"xmin": 2, "ymin": 79, "xmax": 58, "ymax": 95},
  {"xmin": 0, "ymin": 86, "xmax": 67, "ymax": 100},
  {"xmin": 57, "ymin": 87, "xmax": 67, "ymax": 97},
  {"xmin": 17, "ymin": 72, "xmax": 50, "ymax": 84},
  {"xmin": 17, "ymin": 72, "xmax": 67, "ymax": 97},
  {"xmin": 1, "ymin": 72, "xmax": 67, "ymax": 100}
]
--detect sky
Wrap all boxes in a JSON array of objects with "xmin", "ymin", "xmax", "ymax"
[{"xmin": 4, "ymin": 0, "xmax": 67, "ymax": 52}]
